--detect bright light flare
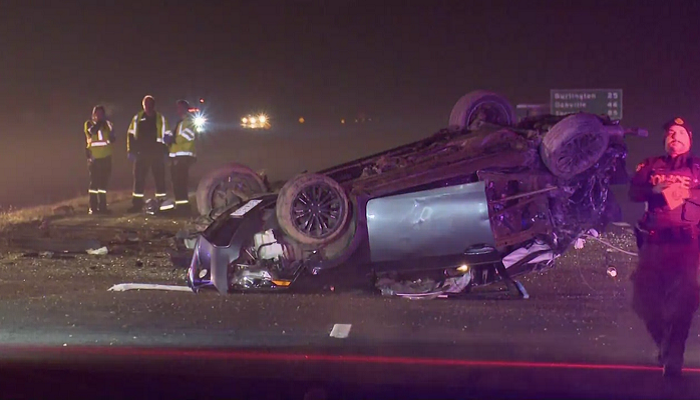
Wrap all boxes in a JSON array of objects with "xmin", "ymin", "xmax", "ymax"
[
  {"xmin": 457, "ymin": 264, "xmax": 470, "ymax": 273},
  {"xmin": 258, "ymin": 115, "xmax": 267, "ymax": 123},
  {"xmin": 193, "ymin": 113, "xmax": 207, "ymax": 132}
]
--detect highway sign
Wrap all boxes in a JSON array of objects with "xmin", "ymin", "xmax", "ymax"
[{"xmin": 550, "ymin": 89, "xmax": 623, "ymax": 119}]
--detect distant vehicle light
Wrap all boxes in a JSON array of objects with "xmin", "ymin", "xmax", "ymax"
[
  {"xmin": 299, "ymin": 117, "xmax": 305, "ymax": 124},
  {"xmin": 241, "ymin": 113, "xmax": 271, "ymax": 129}
]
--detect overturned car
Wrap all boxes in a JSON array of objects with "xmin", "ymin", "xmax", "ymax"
[{"xmin": 187, "ymin": 90, "xmax": 646, "ymax": 297}]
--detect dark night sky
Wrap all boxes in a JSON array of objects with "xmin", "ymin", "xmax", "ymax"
[{"xmin": 0, "ymin": 0, "xmax": 699, "ymax": 206}]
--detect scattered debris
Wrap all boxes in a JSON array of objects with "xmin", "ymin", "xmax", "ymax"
[
  {"xmin": 12, "ymin": 237, "xmax": 102, "ymax": 253},
  {"xmin": 502, "ymin": 241, "xmax": 556, "ymax": 268},
  {"xmin": 22, "ymin": 251, "xmax": 75, "ymax": 260},
  {"xmin": 376, "ymin": 273, "xmax": 472, "ymax": 300},
  {"xmin": 611, "ymin": 221, "xmax": 633, "ymax": 228},
  {"xmin": 108, "ymin": 283, "xmax": 193, "ymax": 292},
  {"xmin": 86, "ymin": 246, "xmax": 109, "ymax": 256},
  {"xmin": 329, "ymin": 324, "xmax": 352, "ymax": 339},
  {"xmin": 183, "ymin": 238, "xmax": 197, "ymax": 250}
]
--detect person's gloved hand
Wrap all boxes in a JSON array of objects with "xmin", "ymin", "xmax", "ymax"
[
  {"xmin": 163, "ymin": 134, "xmax": 174, "ymax": 145},
  {"xmin": 128, "ymin": 153, "xmax": 137, "ymax": 163},
  {"xmin": 85, "ymin": 148, "xmax": 93, "ymax": 163},
  {"xmin": 109, "ymin": 132, "xmax": 116, "ymax": 143}
]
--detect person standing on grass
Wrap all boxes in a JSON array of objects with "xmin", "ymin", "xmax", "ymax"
[{"xmin": 84, "ymin": 105, "xmax": 115, "ymax": 214}]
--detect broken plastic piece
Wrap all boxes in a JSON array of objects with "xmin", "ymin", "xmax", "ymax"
[
  {"xmin": 108, "ymin": 283, "xmax": 193, "ymax": 292},
  {"xmin": 183, "ymin": 238, "xmax": 197, "ymax": 249},
  {"xmin": 607, "ymin": 266, "xmax": 617, "ymax": 278},
  {"xmin": 502, "ymin": 241, "xmax": 556, "ymax": 268},
  {"xmin": 86, "ymin": 246, "xmax": 109, "ymax": 255}
]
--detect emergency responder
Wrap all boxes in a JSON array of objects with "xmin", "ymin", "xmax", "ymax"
[
  {"xmin": 629, "ymin": 117, "xmax": 700, "ymax": 377},
  {"xmin": 126, "ymin": 95, "xmax": 170, "ymax": 213},
  {"xmin": 84, "ymin": 105, "xmax": 115, "ymax": 214},
  {"xmin": 162, "ymin": 100, "xmax": 197, "ymax": 216}
]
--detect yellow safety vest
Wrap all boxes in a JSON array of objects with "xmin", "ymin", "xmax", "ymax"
[
  {"xmin": 84, "ymin": 119, "xmax": 114, "ymax": 159},
  {"xmin": 169, "ymin": 117, "xmax": 197, "ymax": 158},
  {"xmin": 126, "ymin": 111, "xmax": 169, "ymax": 153}
]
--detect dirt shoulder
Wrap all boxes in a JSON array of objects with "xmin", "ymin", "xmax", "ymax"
[{"xmin": 0, "ymin": 196, "xmax": 199, "ymax": 301}]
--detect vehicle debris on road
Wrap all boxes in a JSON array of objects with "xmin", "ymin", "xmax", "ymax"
[
  {"xmin": 108, "ymin": 283, "xmax": 193, "ymax": 292},
  {"xmin": 86, "ymin": 246, "xmax": 109, "ymax": 256}
]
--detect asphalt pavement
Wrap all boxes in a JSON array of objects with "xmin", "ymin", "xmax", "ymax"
[{"xmin": 2, "ymin": 203, "xmax": 700, "ymax": 398}]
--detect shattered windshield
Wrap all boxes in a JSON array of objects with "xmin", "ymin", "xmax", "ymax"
[{"xmin": 2, "ymin": 1, "xmax": 700, "ymax": 398}]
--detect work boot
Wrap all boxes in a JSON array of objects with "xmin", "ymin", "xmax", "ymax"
[
  {"xmin": 88, "ymin": 193, "xmax": 98, "ymax": 215},
  {"xmin": 97, "ymin": 193, "xmax": 111, "ymax": 214}
]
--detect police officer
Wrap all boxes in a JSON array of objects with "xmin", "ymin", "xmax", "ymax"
[
  {"xmin": 84, "ymin": 105, "xmax": 115, "ymax": 214},
  {"xmin": 126, "ymin": 95, "xmax": 170, "ymax": 213},
  {"xmin": 162, "ymin": 100, "xmax": 198, "ymax": 216},
  {"xmin": 629, "ymin": 117, "xmax": 700, "ymax": 377}
]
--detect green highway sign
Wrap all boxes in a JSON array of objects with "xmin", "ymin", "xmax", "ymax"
[{"xmin": 550, "ymin": 89, "xmax": 623, "ymax": 120}]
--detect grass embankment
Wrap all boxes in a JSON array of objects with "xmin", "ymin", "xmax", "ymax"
[{"xmin": 0, "ymin": 190, "xmax": 133, "ymax": 231}]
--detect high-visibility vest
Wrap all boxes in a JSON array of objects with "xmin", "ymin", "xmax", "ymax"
[
  {"xmin": 126, "ymin": 111, "xmax": 170, "ymax": 153},
  {"xmin": 84, "ymin": 119, "xmax": 114, "ymax": 159},
  {"xmin": 169, "ymin": 116, "xmax": 197, "ymax": 158}
]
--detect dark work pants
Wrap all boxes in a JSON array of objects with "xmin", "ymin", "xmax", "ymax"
[
  {"xmin": 632, "ymin": 233, "xmax": 700, "ymax": 370},
  {"xmin": 132, "ymin": 155, "xmax": 167, "ymax": 206},
  {"xmin": 88, "ymin": 156, "xmax": 112, "ymax": 211},
  {"xmin": 170, "ymin": 156, "xmax": 195, "ymax": 205}
]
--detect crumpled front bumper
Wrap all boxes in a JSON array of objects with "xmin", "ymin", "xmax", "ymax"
[{"xmin": 186, "ymin": 195, "xmax": 278, "ymax": 294}]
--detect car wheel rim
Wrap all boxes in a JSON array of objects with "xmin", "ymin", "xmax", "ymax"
[
  {"xmin": 466, "ymin": 101, "xmax": 511, "ymax": 127},
  {"xmin": 291, "ymin": 184, "xmax": 345, "ymax": 239},
  {"xmin": 554, "ymin": 132, "xmax": 607, "ymax": 176}
]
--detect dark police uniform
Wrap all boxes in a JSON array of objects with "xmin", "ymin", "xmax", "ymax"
[{"xmin": 629, "ymin": 150, "xmax": 700, "ymax": 376}]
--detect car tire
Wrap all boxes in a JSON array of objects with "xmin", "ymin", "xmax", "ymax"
[
  {"xmin": 448, "ymin": 90, "xmax": 517, "ymax": 130},
  {"xmin": 276, "ymin": 173, "xmax": 351, "ymax": 246},
  {"xmin": 195, "ymin": 163, "xmax": 268, "ymax": 217},
  {"xmin": 540, "ymin": 113, "xmax": 610, "ymax": 179}
]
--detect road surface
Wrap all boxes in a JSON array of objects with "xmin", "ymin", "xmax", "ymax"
[{"xmin": 2, "ymin": 199, "xmax": 700, "ymax": 398}]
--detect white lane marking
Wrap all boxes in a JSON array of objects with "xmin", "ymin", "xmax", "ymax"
[
  {"xmin": 108, "ymin": 283, "xmax": 193, "ymax": 292},
  {"xmin": 329, "ymin": 324, "xmax": 352, "ymax": 339}
]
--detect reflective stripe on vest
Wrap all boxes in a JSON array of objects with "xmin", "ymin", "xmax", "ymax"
[{"xmin": 169, "ymin": 151, "xmax": 194, "ymax": 157}]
